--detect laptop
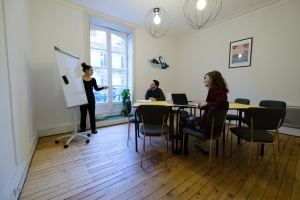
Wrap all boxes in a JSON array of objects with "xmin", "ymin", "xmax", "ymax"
[{"xmin": 171, "ymin": 93, "xmax": 196, "ymax": 106}]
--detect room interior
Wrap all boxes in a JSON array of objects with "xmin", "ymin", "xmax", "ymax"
[{"xmin": 1, "ymin": 0, "xmax": 299, "ymax": 199}]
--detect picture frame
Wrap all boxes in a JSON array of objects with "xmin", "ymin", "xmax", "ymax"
[{"xmin": 229, "ymin": 37, "xmax": 253, "ymax": 68}]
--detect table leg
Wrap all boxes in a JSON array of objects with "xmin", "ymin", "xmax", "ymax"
[
  {"xmin": 260, "ymin": 144, "xmax": 264, "ymax": 156},
  {"xmin": 237, "ymin": 110, "xmax": 242, "ymax": 144},
  {"xmin": 135, "ymin": 109, "xmax": 138, "ymax": 152}
]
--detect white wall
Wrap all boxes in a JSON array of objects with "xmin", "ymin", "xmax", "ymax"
[
  {"xmin": 133, "ymin": 28, "xmax": 179, "ymax": 100},
  {"xmin": 29, "ymin": 0, "xmax": 179, "ymax": 135},
  {"xmin": 0, "ymin": 0, "xmax": 37, "ymax": 199},
  {"xmin": 0, "ymin": 1, "xmax": 16, "ymax": 199},
  {"xmin": 30, "ymin": 0, "xmax": 86, "ymax": 132},
  {"xmin": 177, "ymin": 0, "xmax": 300, "ymax": 107}
]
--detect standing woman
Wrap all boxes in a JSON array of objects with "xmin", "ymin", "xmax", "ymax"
[{"xmin": 80, "ymin": 62, "xmax": 108, "ymax": 133}]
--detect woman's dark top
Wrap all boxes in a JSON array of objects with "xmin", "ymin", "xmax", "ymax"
[
  {"xmin": 198, "ymin": 86, "xmax": 229, "ymax": 135},
  {"xmin": 83, "ymin": 78, "xmax": 104, "ymax": 104}
]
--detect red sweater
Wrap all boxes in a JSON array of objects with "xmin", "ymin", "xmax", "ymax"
[{"xmin": 198, "ymin": 86, "xmax": 229, "ymax": 135}]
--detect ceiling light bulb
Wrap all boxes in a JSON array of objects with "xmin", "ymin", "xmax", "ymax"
[
  {"xmin": 197, "ymin": 0, "xmax": 207, "ymax": 10},
  {"xmin": 154, "ymin": 14, "xmax": 161, "ymax": 25}
]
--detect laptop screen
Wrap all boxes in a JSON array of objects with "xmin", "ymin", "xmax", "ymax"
[{"xmin": 171, "ymin": 93, "xmax": 188, "ymax": 105}]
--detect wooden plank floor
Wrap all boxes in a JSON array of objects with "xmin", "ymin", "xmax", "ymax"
[{"xmin": 20, "ymin": 123, "xmax": 300, "ymax": 200}]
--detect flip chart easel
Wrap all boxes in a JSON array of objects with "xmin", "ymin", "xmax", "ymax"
[{"xmin": 54, "ymin": 46, "xmax": 90, "ymax": 148}]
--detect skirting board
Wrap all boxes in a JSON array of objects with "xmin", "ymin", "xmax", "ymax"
[
  {"xmin": 38, "ymin": 118, "xmax": 127, "ymax": 137},
  {"xmin": 280, "ymin": 126, "xmax": 300, "ymax": 137}
]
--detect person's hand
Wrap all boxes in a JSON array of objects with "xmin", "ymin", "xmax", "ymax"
[
  {"xmin": 198, "ymin": 102, "xmax": 207, "ymax": 108},
  {"xmin": 104, "ymin": 86, "xmax": 109, "ymax": 89},
  {"xmin": 150, "ymin": 97, "xmax": 156, "ymax": 101}
]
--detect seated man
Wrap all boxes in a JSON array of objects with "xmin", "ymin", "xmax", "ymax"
[{"xmin": 145, "ymin": 80, "xmax": 165, "ymax": 101}]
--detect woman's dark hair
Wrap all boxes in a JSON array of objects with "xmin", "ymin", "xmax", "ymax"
[
  {"xmin": 205, "ymin": 70, "xmax": 229, "ymax": 93},
  {"xmin": 81, "ymin": 62, "xmax": 92, "ymax": 72}
]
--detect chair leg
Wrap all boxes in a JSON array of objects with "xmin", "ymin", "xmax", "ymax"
[
  {"xmin": 247, "ymin": 142, "xmax": 253, "ymax": 176},
  {"xmin": 161, "ymin": 134, "xmax": 167, "ymax": 168},
  {"xmin": 226, "ymin": 120, "xmax": 231, "ymax": 141},
  {"xmin": 272, "ymin": 144, "xmax": 278, "ymax": 179},
  {"xmin": 127, "ymin": 122, "xmax": 130, "ymax": 146},
  {"xmin": 256, "ymin": 144, "xmax": 259, "ymax": 160},
  {"xmin": 230, "ymin": 132, "xmax": 233, "ymax": 158},
  {"xmin": 208, "ymin": 138, "xmax": 213, "ymax": 169},
  {"xmin": 215, "ymin": 139, "xmax": 219, "ymax": 157},
  {"xmin": 140, "ymin": 134, "xmax": 146, "ymax": 167},
  {"xmin": 166, "ymin": 134, "xmax": 169, "ymax": 153},
  {"xmin": 222, "ymin": 136, "xmax": 225, "ymax": 167},
  {"xmin": 181, "ymin": 133, "xmax": 185, "ymax": 158},
  {"xmin": 276, "ymin": 132, "xmax": 280, "ymax": 151}
]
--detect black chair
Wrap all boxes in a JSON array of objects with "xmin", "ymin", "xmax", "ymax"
[
  {"xmin": 230, "ymin": 108, "xmax": 286, "ymax": 179},
  {"xmin": 259, "ymin": 100, "xmax": 286, "ymax": 109},
  {"xmin": 259, "ymin": 100, "xmax": 286, "ymax": 151},
  {"xmin": 226, "ymin": 98, "xmax": 250, "ymax": 138},
  {"xmin": 137, "ymin": 105, "xmax": 170, "ymax": 167},
  {"xmin": 181, "ymin": 107, "xmax": 228, "ymax": 169},
  {"xmin": 125, "ymin": 99, "xmax": 140, "ymax": 146}
]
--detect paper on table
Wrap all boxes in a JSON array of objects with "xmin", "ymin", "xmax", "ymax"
[{"xmin": 136, "ymin": 100, "xmax": 152, "ymax": 103}]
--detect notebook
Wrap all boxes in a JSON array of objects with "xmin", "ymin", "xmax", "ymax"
[{"xmin": 171, "ymin": 93, "xmax": 196, "ymax": 106}]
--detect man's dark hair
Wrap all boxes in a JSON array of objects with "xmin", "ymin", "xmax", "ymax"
[{"xmin": 153, "ymin": 80, "xmax": 159, "ymax": 87}]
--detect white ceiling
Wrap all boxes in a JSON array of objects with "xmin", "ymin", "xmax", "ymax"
[{"xmin": 66, "ymin": 0, "xmax": 281, "ymax": 38}]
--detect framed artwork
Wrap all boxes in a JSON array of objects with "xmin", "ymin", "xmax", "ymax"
[
  {"xmin": 148, "ymin": 56, "xmax": 170, "ymax": 69},
  {"xmin": 229, "ymin": 37, "xmax": 253, "ymax": 68}
]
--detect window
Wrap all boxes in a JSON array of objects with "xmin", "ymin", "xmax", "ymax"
[{"xmin": 89, "ymin": 21, "xmax": 132, "ymax": 116}]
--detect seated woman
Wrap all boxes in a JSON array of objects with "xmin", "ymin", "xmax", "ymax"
[{"xmin": 175, "ymin": 70, "xmax": 229, "ymax": 155}]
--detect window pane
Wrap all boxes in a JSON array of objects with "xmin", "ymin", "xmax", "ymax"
[
  {"xmin": 112, "ymin": 69, "xmax": 127, "ymax": 86},
  {"xmin": 90, "ymin": 30, "xmax": 107, "ymax": 50},
  {"xmin": 93, "ymin": 68, "xmax": 108, "ymax": 103},
  {"xmin": 91, "ymin": 48, "xmax": 107, "ymax": 68},
  {"xmin": 112, "ymin": 53, "xmax": 125, "ymax": 69},
  {"xmin": 112, "ymin": 87, "xmax": 125, "ymax": 102},
  {"xmin": 111, "ymin": 34, "xmax": 125, "ymax": 52}
]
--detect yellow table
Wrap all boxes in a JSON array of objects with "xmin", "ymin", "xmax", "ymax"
[{"xmin": 133, "ymin": 100, "xmax": 174, "ymax": 107}]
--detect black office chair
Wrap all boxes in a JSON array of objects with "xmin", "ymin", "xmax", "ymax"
[
  {"xmin": 181, "ymin": 107, "xmax": 228, "ymax": 169},
  {"xmin": 137, "ymin": 105, "xmax": 170, "ymax": 167},
  {"xmin": 125, "ymin": 99, "xmax": 140, "ymax": 146},
  {"xmin": 230, "ymin": 108, "xmax": 286, "ymax": 179},
  {"xmin": 226, "ymin": 98, "xmax": 250, "ymax": 139},
  {"xmin": 259, "ymin": 100, "xmax": 286, "ymax": 151}
]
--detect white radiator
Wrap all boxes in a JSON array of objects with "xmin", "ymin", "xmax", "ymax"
[{"xmin": 283, "ymin": 106, "xmax": 300, "ymax": 129}]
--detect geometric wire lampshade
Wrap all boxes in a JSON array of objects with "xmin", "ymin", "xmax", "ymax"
[
  {"xmin": 145, "ymin": 7, "xmax": 170, "ymax": 38},
  {"xmin": 183, "ymin": 0, "xmax": 222, "ymax": 30}
]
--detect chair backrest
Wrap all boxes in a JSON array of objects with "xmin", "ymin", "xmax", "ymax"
[
  {"xmin": 137, "ymin": 105, "xmax": 169, "ymax": 125},
  {"xmin": 206, "ymin": 107, "xmax": 228, "ymax": 127},
  {"xmin": 259, "ymin": 100, "xmax": 286, "ymax": 109},
  {"xmin": 244, "ymin": 108, "xmax": 286, "ymax": 130},
  {"xmin": 125, "ymin": 99, "xmax": 132, "ymax": 116},
  {"xmin": 235, "ymin": 98, "xmax": 250, "ymax": 105}
]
